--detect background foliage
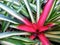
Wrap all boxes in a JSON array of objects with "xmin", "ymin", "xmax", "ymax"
[{"xmin": 0, "ymin": 0, "xmax": 60, "ymax": 45}]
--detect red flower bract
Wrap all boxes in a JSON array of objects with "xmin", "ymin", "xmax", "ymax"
[{"xmin": 17, "ymin": 0, "xmax": 54, "ymax": 45}]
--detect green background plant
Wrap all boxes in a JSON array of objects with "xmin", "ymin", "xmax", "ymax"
[{"xmin": 0, "ymin": 0, "xmax": 60, "ymax": 45}]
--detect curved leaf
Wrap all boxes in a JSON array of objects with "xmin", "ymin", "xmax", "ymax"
[
  {"xmin": 0, "ymin": 14, "xmax": 18, "ymax": 24},
  {"xmin": 0, "ymin": 32, "xmax": 30, "ymax": 39}
]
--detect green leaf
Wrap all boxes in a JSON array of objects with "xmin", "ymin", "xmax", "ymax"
[
  {"xmin": 49, "ymin": 38, "xmax": 60, "ymax": 43},
  {"xmin": 47, "ymin": 13, "xmax": 60, "ymax": 22},
  {"xmin": 11, "ymin": 36, "xmax": 34, "ymax": 43},
  {"xmin": 23, "ymin": 0, "xmax": 35, "ymax": 23},
  {"xmin": 0, "ymin": 14, "xmax": 18, "ymax": 24},
  {"xmin": 30, "ymin": 3, "xmax": 36, "ymax": 12},
  {"xmin": 46, "ymin": 0, "xmax": 58, "ymax": 22},
  {"xmin": 1, "ymin": 2, "xmax": 14, "ymax": 32},
  {"xmin": 0, "ymin": 32, "xmax": 30, "ymax": 39},
  {"xmin": 45, "ymin": 34, "xmax": 60, "ymax": 39},
  {"xmin": 36, "ymin": 0, "xmax": 40, "ymax": 21},
  {"xmin": 0, "ymin": 3, "xmax": 26, "ymax": 23},
  {"xmin": 1, "ymin": 38, "xmax": 25, "ymax": 45},
  {"xmin": 3, "ymin": 0, "xmax": 20, "ymax": 5},
  {"xmin": 46, "ymin": 31, "xmax": 60, "ymax": 35}
]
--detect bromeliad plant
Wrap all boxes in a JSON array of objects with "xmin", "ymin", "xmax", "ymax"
[
  {"xmin": 17, "ymin": 0, "xmax": 55, "ymax": 45},
  {"xmin": 0, "ymin": 0, "xmax": 60, "ymax": 45}
]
